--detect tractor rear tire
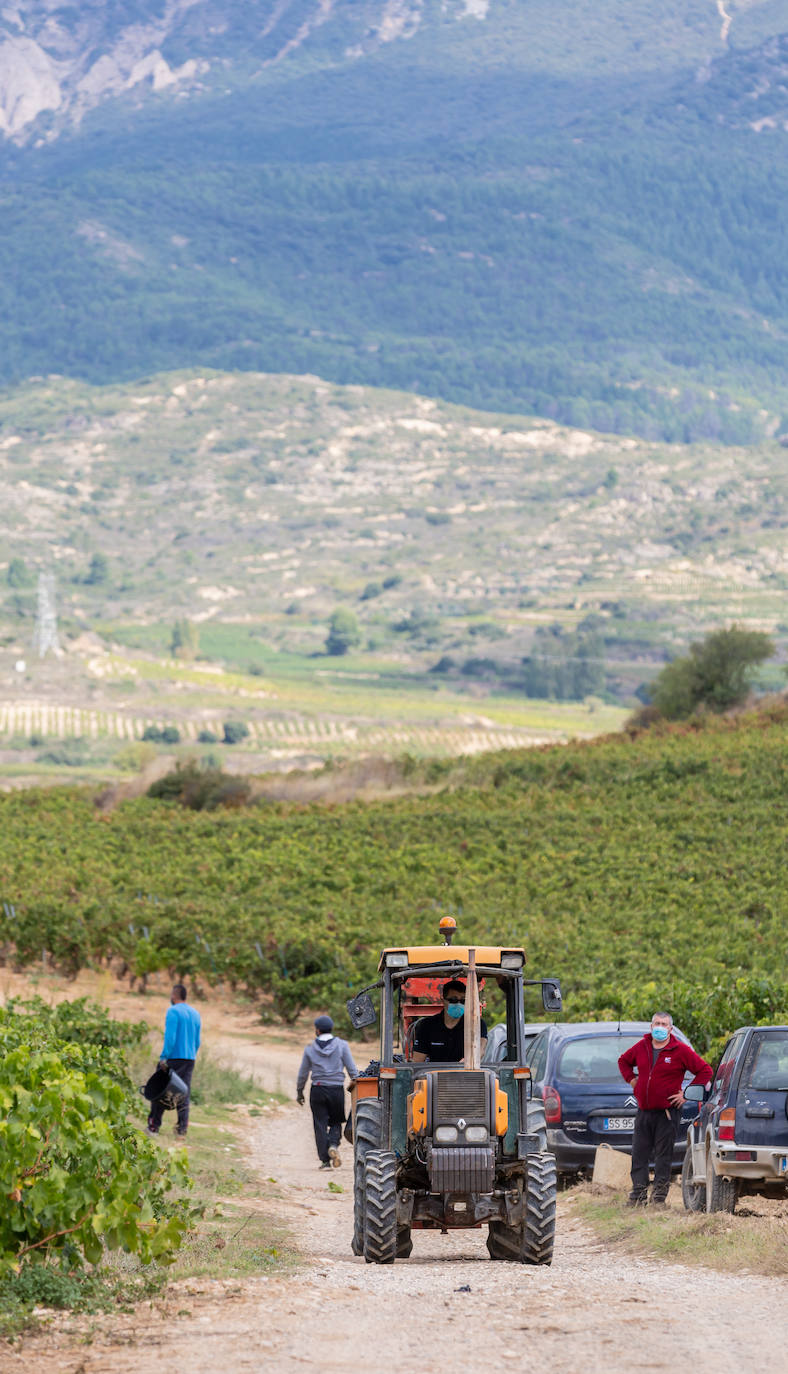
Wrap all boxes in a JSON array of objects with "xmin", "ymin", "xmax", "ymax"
[
  {"xmin": 362, "ymin": 1150, "xmax": 399, "ymax": 1264},
  {"xmin": 487, "ymin": 1152, "xmax": 557, "ymax": 1265},
  {"xmin": 352, "ymin": 1097, "xmax": 382, "ymax": 1257}
]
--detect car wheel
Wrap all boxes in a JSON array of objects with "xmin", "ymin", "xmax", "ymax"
[
  {"xmin": 681, "ymin": 1146, "xmax": 706, "ymax": 1212},
  {"xmin": 705, "ymin": 1148, "xmax": 738, "ymax": 1214}
]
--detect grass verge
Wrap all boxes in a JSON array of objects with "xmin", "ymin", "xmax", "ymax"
[{"xmin": 574, "ymin": 1189, "xmax": 788, "ymax": 1278}]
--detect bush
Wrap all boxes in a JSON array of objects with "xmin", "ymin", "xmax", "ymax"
[
  {"xmin": 222, "ymin": 720, "xmax": 249, "ymax": 745},
  {"xmin": 197, "ymin": 729, "xmax": 218, "ymax": 743},
  {"xmin": 7, "ymin": 558, "xmax": 34, "ymax": 589},
  {"xmin": 0, "ymin": 1000, "xmax": 189, "ymax": 1280},
  {"xmin": 142, "ymin": 725, "xmax": 181, "ymax": 744},
  {"xmin": 147, "ymin": 761, "xmax": 251, "ymax": 809}
]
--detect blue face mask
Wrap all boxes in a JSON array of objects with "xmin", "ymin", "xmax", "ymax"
[
  {"xmin": 651, "ymin": 1024, "xmax": 669, "ymax": 1043},
  {"xmin": 446, "ymin": 1003, "xmax": 465, "ymax": 1020}
]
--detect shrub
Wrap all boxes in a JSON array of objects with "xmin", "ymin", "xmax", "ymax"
[
  {"xmin": 0, "ymin": 1000, "xmax": 189, "ymax": 1279},
  {"xmin": 147, "ymin": 761, "xmax": 251, "ymax": 810},
  {"xmin": 7, "ymin": 558, "xmax": 34, "ymax": 589},
  {"xmin": 142, "ymin": 725, "xmax": 181, "ymax": 744},
  {"xmin": 222, "ymin": 720, "xmax": 249, "ymax": 745}
]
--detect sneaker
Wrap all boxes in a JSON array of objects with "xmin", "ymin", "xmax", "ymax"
[
  {"xmin": 145, "ymin": 1125, "xmax": 159, "ymax": 1137},
  {"xmin": 319, "ymin": 1161, "xmax": 332, "ymax": 1170},
  {"xmin": 328, "ymin": 1146, "xmax": 342, "ymax": 1169},
  {"xmin": 174, "ymin": 1128, "xmax": 188, "ymax": 1139},
  {"xmin": 626, "ymin": 1193, "xmax": 648, "ymax": 1208},
  {"xmin": 649, "ymin": 1197, "xmax": 668, "ymax": 1210}
]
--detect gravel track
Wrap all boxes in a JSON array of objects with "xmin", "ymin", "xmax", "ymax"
[{"xmin": 4, "ymin": 1003, "xmax": 787, "ymax": 1374}]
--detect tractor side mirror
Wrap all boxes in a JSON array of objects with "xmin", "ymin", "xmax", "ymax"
[
  {"xmin": 541, "ymin": 979, "xmax": 562, "ymax": 1013},
  {"xmin": 346, "ymin": 992, "xmax": 377, "ymax": 1030}
]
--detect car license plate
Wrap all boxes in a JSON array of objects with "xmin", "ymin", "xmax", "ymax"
[{"xmin": 603, "ymin": 1116, "xmax": 635, "ymax": 1131}]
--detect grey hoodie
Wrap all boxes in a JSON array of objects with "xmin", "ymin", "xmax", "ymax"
[{"xmin": 297, "ymin": 1034, "xmax": 358, "ymax": 1092}]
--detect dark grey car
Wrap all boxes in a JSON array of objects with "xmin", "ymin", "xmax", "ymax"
[{"xmin": 682, "ymin": 1024, "xmax": 788, "ymax": 1213}]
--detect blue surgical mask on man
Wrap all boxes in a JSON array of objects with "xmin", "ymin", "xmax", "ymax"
[
  {"xmin": 651, "ymin": 1024, "xmax": 669, "ymax": 1043},
  {"xmin": 447, "ymin": 1003, "xmax": 465, "ymax": 1020}
]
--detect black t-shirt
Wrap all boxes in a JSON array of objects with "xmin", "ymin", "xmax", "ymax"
[{"xmin": 412, "ymin": 1012, "xmax": 489, "ymax": 1063}]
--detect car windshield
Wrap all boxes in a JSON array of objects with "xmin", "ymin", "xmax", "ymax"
[
  {"xmin": 557, "ymin": 1035, "xmax": 640, "ymax": 1084},
  {"xmin": 745, "ymin": 1033, "xmax": 788, "ymax": 1090}
]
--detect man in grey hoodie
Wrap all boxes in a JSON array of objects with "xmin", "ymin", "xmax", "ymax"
[{"xmin": 296, "ymin": 1014, "xmax": 358, "ymax": 1169}]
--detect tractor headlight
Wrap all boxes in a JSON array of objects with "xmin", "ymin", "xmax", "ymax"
[
  {"xmin": 434, "ymin": 1126, "xmax": 458, "ymax": 1143},
  {"xmin": 464, "ymin": 1126, "xmax": 488, "ymax": 1143},
  {"xmin": 501, "ymin": 952, "xmax": 524, "ymax": 969},
  {"xmin": 385, "ymin": 951, "xmax": 409, "ymax": 968}
]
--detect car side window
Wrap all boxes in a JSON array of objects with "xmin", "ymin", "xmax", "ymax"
[
  {"xmin": 713, "ymin": 1034, "xmax": 743, "ymax": 1095},
  {"xmin": 527, "ymin": 1032, "xmax": 549, "ymax": 1084}
]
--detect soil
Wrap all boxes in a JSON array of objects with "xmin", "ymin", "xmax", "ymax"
[{"xmin": 3, "ymin": 972, "xmax": 788, "ymax": 1373}]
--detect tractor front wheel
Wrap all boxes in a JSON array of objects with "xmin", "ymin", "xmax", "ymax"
[
  {"xmin": 362, "ymin": 1150, "xmax": 399, "ymax": 1264},
  {"xmin": 352, "ymin": 1097, "xmax": 382, "ymax": 1257},
  {"xmin": 487, "ymin": 1152, "xmax": 557, "ymax": 1264}
]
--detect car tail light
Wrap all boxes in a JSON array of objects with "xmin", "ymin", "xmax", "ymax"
[
  {"xmin": 734, "ymin": 1151, "xmax": 756, "ymax": 1161},
  {"xmin": 543, "ymin": 1086, "xmax": 561, "ymax": 1124},
  {"xmin": 718, "ymin": 1107, "xmax": 736, "ymax": 1141}
]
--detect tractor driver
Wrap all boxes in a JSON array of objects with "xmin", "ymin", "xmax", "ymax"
[{"xmin": 412, "ymin": 979, "xmax": 488, "ymax": 1063}]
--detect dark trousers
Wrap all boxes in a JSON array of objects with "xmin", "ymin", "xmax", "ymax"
[
  {"xmin": 148, "ymin": 1058, "xmax": 195, "ymax": 1134},
  {"xmin": 310, "ymin": 1084, "xmax": 345, "ymax": 1163},
  {"xmin": 630, "ymin": 1106, "xmax": 679, "ymax": 1199}
]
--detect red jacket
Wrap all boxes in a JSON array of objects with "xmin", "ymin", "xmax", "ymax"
[{"xmin": 618, "ymin": 1033, "xmax": 712, "ymax": 1111}]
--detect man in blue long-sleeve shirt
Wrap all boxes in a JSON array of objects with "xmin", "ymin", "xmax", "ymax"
[{"xmin": 146, "ymin": 983, "xmax": 201, "ymax": 1139}]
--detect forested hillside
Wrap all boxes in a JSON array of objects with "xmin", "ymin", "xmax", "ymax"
[{"xmin": 2, "ymin": 1, "xmax": 788, "ymax": 439}]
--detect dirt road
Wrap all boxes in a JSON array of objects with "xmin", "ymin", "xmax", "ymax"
[{"xmin": 4, "ymin": 979, "xmax": 788, "ymax": 1373}]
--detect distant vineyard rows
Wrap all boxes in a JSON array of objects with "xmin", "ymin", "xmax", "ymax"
[
  {"xmin": 0, "ymin": 700, "xmax": 553, "ymax": 756},
  {"xmin": 1, "ymin": 707, "xmax": 786, "ymax": 1044}
]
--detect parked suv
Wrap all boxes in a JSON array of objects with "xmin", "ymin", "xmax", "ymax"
[
  {"xmin": 682, "ymin": 1024, "xmax": 788, "ymax": 1214},
  {"xmin": 526, "ymin": 1021, "xmax": 699, "ymax": 1178}
]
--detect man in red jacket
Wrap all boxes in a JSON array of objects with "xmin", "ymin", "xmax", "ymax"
[{"xmin": 618, "ymin": 1012, "xmax": 712, "ymax": 1207}]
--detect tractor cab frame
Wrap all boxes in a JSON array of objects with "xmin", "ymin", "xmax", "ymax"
[{"xmin": 347, "ymin": 923, "xmax": 562, "ymax": 1265}]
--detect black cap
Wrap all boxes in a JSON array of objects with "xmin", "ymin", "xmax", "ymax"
[{"xmin": 314, "ymin": 1015, "xmax": 334, "ymax": 1034}]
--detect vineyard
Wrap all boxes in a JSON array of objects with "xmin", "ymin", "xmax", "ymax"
[
  {"xmin": 1, "ymin": 703, "xmax": 786, "ymax": 1053},
  {"xmin": 0, "ymin": 997, "xmax": 189, "ymax": 1293},
  {"xmin": 0, "ymin": 696, "xmax": 564, "ymax": 758}
]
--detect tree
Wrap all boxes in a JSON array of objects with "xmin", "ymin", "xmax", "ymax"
[
  {"xmin": 650, "ymin": 627, "xmax": 774, "ymax": 720},
  {"xmin": 171, "ymin": 619, "xmax": 199, "ymax": 660},
  {"xmin": 85, "ymin": 553, "xmax": 109, "ymax": 585},
  {"xmin": 7, "ymin": 557, "xmax": 33, "ymax": 588},
  {"xmin": 325, "ymin": 608, "xmax": 361, "ymax": 656}
]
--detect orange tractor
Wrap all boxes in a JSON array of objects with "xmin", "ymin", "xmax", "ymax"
[{"xmin": 346, "ymin": 918, "xmax": 562, "ymax": 1264}]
